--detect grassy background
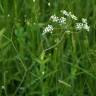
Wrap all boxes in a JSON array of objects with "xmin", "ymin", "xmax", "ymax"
[{"xmin": 0, "ymin": 0, "xmax": 96, "ymax": 96}]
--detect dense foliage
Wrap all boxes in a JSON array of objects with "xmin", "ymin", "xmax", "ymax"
[{"xmin": 0, "ymin": 0, "xmax": 96, "ymax": 96}]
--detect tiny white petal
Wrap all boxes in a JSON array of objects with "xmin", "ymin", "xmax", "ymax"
[
  {"xmin": 1, "ymin": 86, "xmax": 5, "ymax": 89},
  {"xmin": 42, "ymin": 71, "xmax": 45, "ymax": 75},
  {"xmin": 48, "ymin": 2, "xmax": 51, "ymax": 6},
  {"xmin": 33, "ymin": 0, "xmax": 35, "ymax": 2}
]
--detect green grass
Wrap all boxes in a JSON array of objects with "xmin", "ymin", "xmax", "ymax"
[{"xmin": 0, "ymin": 0, "xmax": 96, "ymax": 96}]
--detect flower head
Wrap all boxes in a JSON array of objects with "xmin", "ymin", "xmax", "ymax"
[
  {"xmin": 82, "ymin": 18, "xmax": 90, "ymax": 31},
  {"xmin": 61, "ymin": 10, "xmax": 69, "ymax": 16},
  {"xmin": 82, "ymin": 18, "xmax": 87, "ymax": 24},
  {"xmin": 69, "ymin": 12, "xmax": 78, "ymax": 20},
  {"xmin": 76, "ymin": 18, "xmax": 90, "ymax": 32},
  {"xmin": 50, "ymin": 15, "xmax": 59, "ymax": 22},
  {"xmin": 42, "ymin": 25, "xmax": 53, "ymax": 35},
  {"xmin": 58, "ymin": 17, "xmax": 66, "ymax": 25},
  {"xmin": 83, "ymin": 23, "xmax": 90, "ymax": 31},
  {"xmin": 76, "ymin": 23, "xmax": 83, "ymax": 30}
]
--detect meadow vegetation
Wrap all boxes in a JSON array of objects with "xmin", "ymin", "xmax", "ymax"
[{"xmin": 0, "ymin": 0, "xmax": 96, "ymax": 96}]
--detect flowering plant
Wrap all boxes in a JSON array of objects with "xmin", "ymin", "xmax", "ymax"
[{"xmin": 42, "ymin": 10, "xmax": 90, "ymax": 36}]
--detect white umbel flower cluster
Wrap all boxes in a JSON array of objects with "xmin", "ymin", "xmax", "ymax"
[
  {"xmin": 76, "ymin": 23, "xmax": 83, "ymax": 30},
  {"xmin": 42, "ymin": 25, "xmax": 53, "ymax": 35},
  {"xmin": 69, "ymin": 12, "xmax": 78, "ymax": 20},
  {"xmin": 50, "ymin": 15, "xmax": 59, "ymax": 22},
  {"xmin": 50, "ymin": 14, "xmax": 66, "ymax": 25},
  {"xmin": 82, "ymin": 18, "xmax": 90, "ymax": 31},
  {"xmin": 61, "ymin": 10, "xmax": 78, "ymax": 20},
  {"xmin": 61, "ymin": 10, "xmax": 69, "ymax": 16},
  {"xmin": 58, "ymin": 17, "xmax": 66, "ymax": 25},
  {"xmin": 42, "ymin": 9, "xmax": 90, "ymax": 36},
  {"xmin": 76, "ymin": 18, "xmax": 90, "ymax": 31}
]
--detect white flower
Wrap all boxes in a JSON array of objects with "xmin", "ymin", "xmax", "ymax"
[
  {"xmin": 8, "ymin": 14, "xmax": 10, "ymax": 17},
  {"xmin": 33, "ymin": 0, "xmax": 35, "ymax": 2},
  {"xmin": 50, "ymin": 14, "xmax": 66, "ymax": 25},
  {"xmin": 82, "ymin": 18, "xmax": 87, "ymax": 24},
  {"xmin": 61, "ymin": 10, "xmax": 69, "ymax": 16},
  {"xmin": 48, "ymin": 2, "xmax": 51, "ymax": 6},
  {"xmin": 82, "ymin": 18, "xmax": 90, "ymax": 31},
  {"xmin": 42, "ymin": 71, "xmax": 45, "ymax": 75},
  {"xmin": 1, "ymin": 85, "xmax": 5, "ymax": 89},
  {"xmin": 61, "ymin": 10, "xmax": 77, "ymax": 20},
  {"xmin": 83, "ymin": 23, "xmax": 90, "ymax": 31},
  {"xmin": 69, "ymin": 12, "xmax": 78, "ymax": 20},
  {"xmin": 76, "ymin": 21, "xmax": 90, "ymax": 32},
  {"xmin": 58, "ymin": 17, "xmax": 66, "ymax": 25},
  {"xmin": 50, "ymin": 15, "xmax": 59, "ymax": 22},
  {"xmin": 42, "ymin": 25, "xmax": 53, "ymax": 35},
  {"xmin": 76, "ymin": 23, "xmax": 83, "ymax": 30}
]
